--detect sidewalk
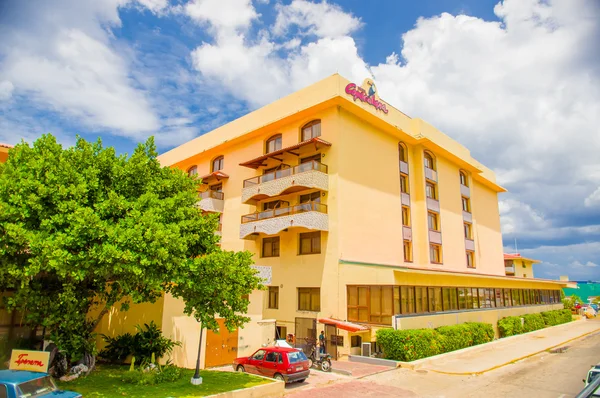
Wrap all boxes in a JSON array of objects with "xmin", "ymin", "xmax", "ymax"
[
  {"xmin": 331, "ymin": 359, "xmax": 390, "ymax": 377},
  {"xmin": 414, "ymin": 318, "xmax": 600, "ymax": 375}
]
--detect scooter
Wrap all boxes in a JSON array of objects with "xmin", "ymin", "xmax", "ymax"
[{"xmin": 307, "ymin": 345, "xmax": 332, "ymax": 372}]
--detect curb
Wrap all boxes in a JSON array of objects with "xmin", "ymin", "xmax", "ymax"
[
  {"xmin": 204, "ymin": 376, "xmax": 283, "ymax": 398},
  {"xmin": 424, "ymin": 326, "xmax": 600, "ymax": 376},
  {"xmin": 331, "ymin": 368, "xmax": 352, "ymax": 376}
]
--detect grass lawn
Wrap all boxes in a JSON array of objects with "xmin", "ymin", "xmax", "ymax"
[{"xmin": 56, "ymin": 365, "xmax": 271, "ymax": 397}]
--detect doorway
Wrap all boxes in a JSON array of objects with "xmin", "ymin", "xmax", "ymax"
[{"xmin": 205, "ymin": 319, "xmax": 239, "ymax": 368}]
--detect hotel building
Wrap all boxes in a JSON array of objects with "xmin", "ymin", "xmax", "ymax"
[{"xmin": 98, "ymin": 74, "xmax": 571, "ymax": 367}]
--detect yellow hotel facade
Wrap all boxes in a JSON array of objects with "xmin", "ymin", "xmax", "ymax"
[{"xmin": 96, "ymin": 74, "xmax": 571, "ymax": 368}]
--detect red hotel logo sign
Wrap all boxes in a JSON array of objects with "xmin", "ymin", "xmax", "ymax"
[
  {"xmin": 345, "ymin": 80, "xmax": 389, "ymax": 114},
  {"xmin": 9, "ymin": 349, "xmax": 50, "ymax": 373}
]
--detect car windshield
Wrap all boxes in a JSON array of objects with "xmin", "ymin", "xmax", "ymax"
[
  {"xmin": 17, "ymin": 376, "xmax": 57, "ymax": 398},
  {"xmin": 589, "ymin": 370, "xmax": 600, "ymax": 384},
  {"xmin": 287, "ymin": 351, "xmax": 308, "ymax": 364}
]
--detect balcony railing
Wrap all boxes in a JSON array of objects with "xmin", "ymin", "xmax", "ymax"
[
  {"xmin": 426, "ymin": 197, "xmax": 440, "ymax": 212},
  {"xmin": 402, "ymin": 226, "xmax": 412, "ymax": 241},
  {"xmin": 401, "ymin": 192, "xmax": 411, "ymax": 206},
  {"xmin": 199, "ymin": 190, "xmax": 224, "ymax": 200},
  {"xmin": 460, "ymin": 184, "xmax": 470, "ymax": 198},
  {"xmin": 241, "ymin": 202, "xmax": 327, "ymax": 224},
  {"xmin": 243, "ymin": 160, "xmax": 328, "ymax": 188},
  {"xmin": 425, "ymin": 166, "xmax": 437, "ymax": 182},
  {"xmin": 462, "ymin": 210, "xmax": 472, "ymax": 223},
  {"xmin": 465, "ymin": 238, "xmax": 475, "ymax": 251}
]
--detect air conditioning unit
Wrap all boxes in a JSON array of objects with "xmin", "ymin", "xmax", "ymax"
[{"xmin": 361, "ymin": 342, "xmax": 371, "ymax": 357}]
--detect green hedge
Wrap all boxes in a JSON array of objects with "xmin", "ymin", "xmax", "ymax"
[
  {"xmin": 376, "ymin": 322, "xmax": 494, "ymax": 362},
  {"xmin": 498, "ymin": 309, "xmax": 572, "ymax": 338}
]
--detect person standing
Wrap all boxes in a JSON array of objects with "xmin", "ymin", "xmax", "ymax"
[{"xmin": 319, "ymin": 330, "xmax": 326, "ymax": 354}]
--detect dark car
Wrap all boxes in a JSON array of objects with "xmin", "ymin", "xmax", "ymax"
[
  {"xmin": 232, "ymin": 347, "xmax": 310, "ymax": 383},
  {"xmin": 0, "ymin": 370, "xmax": 81, "ymax": 398}
]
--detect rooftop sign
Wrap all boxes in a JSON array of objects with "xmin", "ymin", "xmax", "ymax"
[{"xmin": 345, "ymin": 79, "xmax": 389, "ymax": 114}]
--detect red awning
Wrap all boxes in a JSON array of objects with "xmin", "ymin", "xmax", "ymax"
[
  {"xmin": 318, "ymin": 318, "xmax": 370, "ymax": 333},
  {"xmin": 239, "ymin": 137, "xmax": 332, "ymax": 169},
  {"xmin": 199, "ymin": 170, "xmax": 229, "ymax": 183}
]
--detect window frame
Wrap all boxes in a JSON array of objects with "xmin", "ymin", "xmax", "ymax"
[
  {"xmin": 466, "ymin": 250, "xmax": 475, "ymax": 268},
  {"xmin": 398, "ymin": 142, "xmax": 408, "ymax": 163},
  {"xmin": 424, "ymin": 152, "xmax": 436, "ymax": 170},
  {"xmin": 462, "ymin": 196, "xmax": 471, "ymax": 213},
  {"xmin": 266, "ymin": 134, "xmax": 282, "ymax": 154},
  {"xmin": 400, "ymin": 174, "xmax": 409, "ymax": 193},
  {"xmin": 187, "ymin": 165, "xmax": 198, "ymax": 177},
  {"xmin": 459, "ymin": 171, "xmax": 468, "ymax": 187},
  {"xmin": 403, "ymin": 240, "xmax": 412, "ymax": 262},
  {"xmin": 464, "ymin": 222, "xmax": 473, "ymax": 239},
  {"xmin": 301, "ymin": 120, "xmax": 321, "ymax": 141},
  {"xmin": 427, "ymin": 211, "xmax": 440, "ymax": 231},
  {"xmin": 429, "ymin": 243, "xmax": 442, "ymax": 264},
  {"xmin": 426, "ymin": 182, "xmax": 437, "ymax": 200},
  {"xmin": 402, "ymin": 206, "xmax": 411, "ymax": 226},
  {"xmin": 212, "ymin": 156, "xmax": 224, "ymax": 172},
  {"xmin": 268, "ymin": 286, "xmax": 279, "ymax": 309},
  {"xmin": 299, "ymin": 232, "xmax": 321, "ymax": 255},
  {"xmin": 298, "ymin": 287, "xmax": 320, "ymax": 312},
  {"xmin": 262, "ymin": 237, "xmax": 280, "ymax": 258}
]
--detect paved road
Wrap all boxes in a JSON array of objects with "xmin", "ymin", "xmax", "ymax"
[{"xmin": 287, "ymin": 332, "xmax": 600, "ymax": 397}]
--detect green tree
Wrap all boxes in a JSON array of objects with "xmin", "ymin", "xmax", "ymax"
[
  {"xmin": 0, "ymin": 134, "xmax": 260, "ymax": 367},
  {"xmin": 562, "ymin": 293, "xmax": 583, "ymax": 310}
]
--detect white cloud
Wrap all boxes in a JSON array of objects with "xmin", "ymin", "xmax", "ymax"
[
  {"xmin": 184, "ymin": 0, "xmax": 258, "ymax": 31},
  {"xmin": 0, "ymin": 81, "xmax": 14, "ymax": 101},
  {"xmin": 273, "ymin": 0, "xmax": 362, "ymax": 38},
  {"xmin": 0, "ymin": 0, "xmax": 163, "ymax": 138},
  {"xmin": 585, "ymin": 187, "xmax": 600, "ymax": 208},
  {"xmin": 570, "ymin": 260, "xmax": 599, "ymax": 268},
  {"xmin": 136, "ymin": 0, "xmax": 169, "ymax": 12}
]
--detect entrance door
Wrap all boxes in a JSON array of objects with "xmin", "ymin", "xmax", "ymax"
[
  {"xmin": 324, "ymin": 324, "xmax": 338, "ymax": 360},
  {"xmin": 294, "ymin": 317, "xmax": 317, "ymax": 353},
  {"xmin": 205, "ymin": 319, "xmax": 239, "ymax": 368}
]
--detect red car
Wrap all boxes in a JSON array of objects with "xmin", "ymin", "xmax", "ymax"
[{"xmin": 233, "ymin": 347, "xmax": 310, "ymax": 383}]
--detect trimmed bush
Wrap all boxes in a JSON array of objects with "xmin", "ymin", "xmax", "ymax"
[
  {"xmin": 376, "ymin": 322, "xmax": 494, "ymax": 362},
  {"xmin": 498, "ymin": 309, "xmax": 573, "ymax": 338}
]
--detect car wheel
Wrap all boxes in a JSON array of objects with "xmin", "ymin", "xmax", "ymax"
[
  {"xmin": 236, "ymin": 365, "xmax": 245, "ymax": 372},
  {"xmin": 274, "ymin": 373, "xmax": 285, "ymax": 382},
  {"xmin": 308, "ymin": 358, "xmax": 313, "ymax": 368},
  {"xmin": 320, "ymin": 360, "xmax": 331, "ymax": 372}
]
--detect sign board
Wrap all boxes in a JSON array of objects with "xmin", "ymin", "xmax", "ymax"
[
  {"xmin": 9, "ymin": 350, "xmax": 50, "ymax": 373},
  {"xmin": 345, "ymin": 78, "xmax": 389, "ymax": 114},
  {"xmin": 251, "ymin": 265, "xmax": 272, "ymax": 285}
]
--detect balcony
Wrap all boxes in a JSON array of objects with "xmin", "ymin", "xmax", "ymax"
[
  {"xmin": 462, "ymin": 210, "xmax": 472, "ymax": 223},
  {"xmin": 197, "ymin": 190, "xmax": 224, "ymax": 213},
  {"xmin": 428, "ymin": 230, "xmax": 442, "ymax": 244},
  {"xmin": 241, "ymin": 161, "xmax": 328, "ymax": 204},
  {"xmin": 402, "ymin": 226, "xmax": 412, "ymax": 241},
  {"xmin": 460, "ymin": 184, "xmax": 470, "ymax": 198},
  {"xmin": 505, "ymin": 266, "xmax": 516, "ymax": 275},
  {"xmin": 240, "ymin": 202, "xmax": 328, "ymax": 239},
  {"xmin": 426, "ymin": 197, "xmax": 440, "ymax": 212},
  {"xmin": 425, "ymin": 167, "xmax": 437, "ymax": 182},
  {"xmin": 465, "ymin": 238, "xmax": 475, "ymax": 251}
]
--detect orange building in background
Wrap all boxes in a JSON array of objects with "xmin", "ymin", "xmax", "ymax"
[{"xmin": 0, "ymin": 143, "xmax": 12, "ymax": 163}]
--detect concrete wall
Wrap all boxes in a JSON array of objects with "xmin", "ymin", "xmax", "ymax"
[{"xmin": 395, "ymin": 303, "xmax": 564, "ymax": 337}]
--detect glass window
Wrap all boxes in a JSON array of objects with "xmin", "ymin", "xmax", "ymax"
[
  {"xmin": 495, "ymin": 289, "xmax": 503, "ymax": 307},
  {"xmin": 298, "ymin": 287, "xmax": 320, "ymax": 311},
  {"xmin": 464, "ymin": 223, "xmax": 472, "ymax": 239},
  {"xmin": 470, "ymin": 288, "xmax": 480, "ymax": 309},
  {"xmin": 251, "ymin": 349, "xmax": 266, "ymax": 360},
  {"xmin": 399, "ymin": 143, "xmax": 408, "ymax": 162},
  {"xmin": 268, "ymin": 286, "xmax": 279, "ymax": 309},
  {"xmin": 265, "ymin": 351, "xmax": 278, "ymax": 362},
  {"xmin": 266, "ymin": 134, "xmax": 282, "ymax": 153},
  {"xmin": 430, "ymin": 244, "xmax": 442, "ymax": 263},
  {"xmin": 400, "ymin": 174, "xmax": 409, "ymax": 193},
  {"xmin": 402, "ymin": 207, "xmax": 410, "ymax": 226},
  {"xmin": 428, "ymin": 287, "xmax": 442, "ymax": 312},
  {"xmin": 424, "ymin": 152, "xmax": 435, "ymax": 170},
  {"xmin": 460, "ymin": 171, "xmax": 468, "ymax": 186},
  {"xmin": 462, "ymin": 197, "xmax": 471, "ymax": 212},
  {"xmin": 299, "ymin": 232, "xmax": 321, "ymax": 255},
  {"xmin": 401, "ymin": 286, "xmax": 415, "ymax": 314},
  {"xmin": 403, "ymin": 240, "xmax": 412, "ymax": 262},
  {"xmin": 351, "ymin": 335, "xmax": 362, "ymax": 348},
  {"xmin": 347, "ymin": 286, "xmax": 368, "ymax": 322},
  {"xmin": 287, "ymin": 351, "xmax": 308, "ymax": 363},
  {"xmin": 428, "ymin": 212, "xmax": 439, "ymax": 231},
  {"xmin": 262, "ymin": 237, "xmax": 280, "ymax": 258},
  {"xmin": 458, "ymin": 287, "xmax": 468, "ymax": 310},
  {"xmin": 466, "ymin": 251, "xmax": 475, "ymax": 268},
  {"xmin": 415, "ymin": 286, "xmax": 428, "ymax": 313},
  {"xmin": 212, "ymin": 156, "xmax": 224, "ymax": 172},
  {"xmin": 187, "ymin": 166, "xmax": 198, "ymax": 177},
  {"xmin": 301, "ymin": 120, "xmax": 321, "ymax": 141},
  {"xmin": 300, "ymin": 191, "xmax": 321, "ymax": 204},
  {"xmin": 426, "ymin": 182, "xmax": 437, "ymax": 199}
]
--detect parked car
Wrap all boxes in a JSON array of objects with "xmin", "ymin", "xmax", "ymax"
[
  {"xmin": 0, "ymin": 370, "xmax": 81, "ymax": 398},
  {"xmin": 583, "ymin": 364, "xmax": 600, "ymax": 395},
  {"xmin": 233, "ymin": 347, "xmax": 310, "ymax": 383}
]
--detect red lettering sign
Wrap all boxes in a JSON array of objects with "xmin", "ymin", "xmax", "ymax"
[
  {"xmin": 15, "ymin": 353, "xmax": 44, "ymax": 367},
  {"xmin": 345, "ymin": 83, "xmax": 389, "ymax": 114}
]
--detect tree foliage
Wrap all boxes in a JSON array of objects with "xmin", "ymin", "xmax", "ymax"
[{"xmin": 0, "ymin": 134, "xmax": 261, "ymax": 363}]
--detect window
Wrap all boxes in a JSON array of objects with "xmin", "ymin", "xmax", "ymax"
[
  {"xmin": 464, "ymin": 223, "xmax": 473, "ymax": 239},
  {"xmin": 424, "ymin": 152, "xmax": 435, "ymax": 170},
  {"xmin": 301, "ymin": 120, "xmax": 321, "ymax": 141},
  {"xmin": 211, "ymin": 183, "xmax": 222, "ymax": 192},
  {"xmin": 495, "ymin": 289, "xmax": 503, "ymax": 307},
  {"xmin": 402, "ymin": 206, "xmax": 410, "ymax": 226},
  {"xmin": 265, "ymin": 351, "xmax": 280, "ymax": 363},
  {"xmin": 300, "ymin": 191, "xmax": 321, "ymax": 204},
  {"xmin": 460, "ymin": 171, "xmax": 468, "ymax": 186},
  {"xmin": 351, "ymin": 335, "xmax": 362, "ymax": 348},
  {"xmin": 266, "ymin": 134, "xmax": 282, "ymax": 153},
  {"xmin": 331, "ymin": 335, "xmax": 344, "ymax": 346},
  {"xmin": 347, "ymin": 286, "xmax": 369, "ymax": 322},
  {"xmin": 399, "ymin": 143, "xmax": 408, "ymax": 162},
  {"xmin": 458, "ymin": 288, "xmax": 468, "ymax": 310},
  {"xmin": 504, "ymin": 289, "xmax": 513, "ymax": 307},
  {"xmin": 263, "ymin": 200, "xmax": 288, "ymax": 211},
  {"xmin": 403, "ymin": 240, "xmax": 412, "ymax": 262},
  {"xmin": 428, "ymin": 287, "xmax": 443, "ymax": 312},
  {"xmin": 298, "ymin": 287, "xmax": 320, "ymax": 311},
  {"xmin": 187, "ymin": 165, "xmax": 198, "ymax": 177},
  {"xmin": 430, "ymin": 244, "xmax": 442, "ymax": 263},
  {"xmin": 442, "ymin": 288, "xmax": 458, "ymax": 311},
  {"xmin": 415, "ymin": 286, "xmax": 428, "ymax": 313},
  {"xmin": 428, "ymin": 212, "xmax": 439, "ymax": 231},
  {"xmin": 301, "ymin": 153, "xmax": 321, "ymax": 164},
  {"xmin": 466, "ymin": 251, "xmax": 475, "ymax": 268},
  {"xmin": 212, "ymin": 156, "xmax": 224, "ymax": 172},
  {"xmin": 262, "ymin": 237, "xmax": 280, "ymax": 258},
  {"xmin": 251, "ymin": 349, "xmax": 267, "ymax": 360},
  {"xmin": 426, "ymin": 182, "xmax": 437, "ymax": 199},
  {"xmin": 462, "ymin": 196, "xmax": 471, "ymax": 212},
  {"xmin": 299, "ymin": 232, "xmax": 321, "ymax": 255},
  {"xmin": 470, "ymin": 288, "xmax": 479, "ymax": 309},
  {"xmin": 369, "ymin": 286, "xmax": 394, "ymax": 324},
  {"xmin": 268, "ymin": 286, "xmax": 279, "ymax": 309},
  {"xmin": 400, "ymin": 174, "xmax": 409, "ymax": 193},
  {"xmin": 401, "ymin": 286, "xmax": 415, "ymax": 314}
]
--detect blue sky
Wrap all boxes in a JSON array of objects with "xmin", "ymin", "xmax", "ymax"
[{"xmin": 0, "ymin": 0, "xmax": 599, "ymax": 281}]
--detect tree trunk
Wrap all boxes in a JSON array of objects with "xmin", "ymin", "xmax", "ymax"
[{"xmin": 88, "ymin": 304, "xmax": 111, "ymax": 333}]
